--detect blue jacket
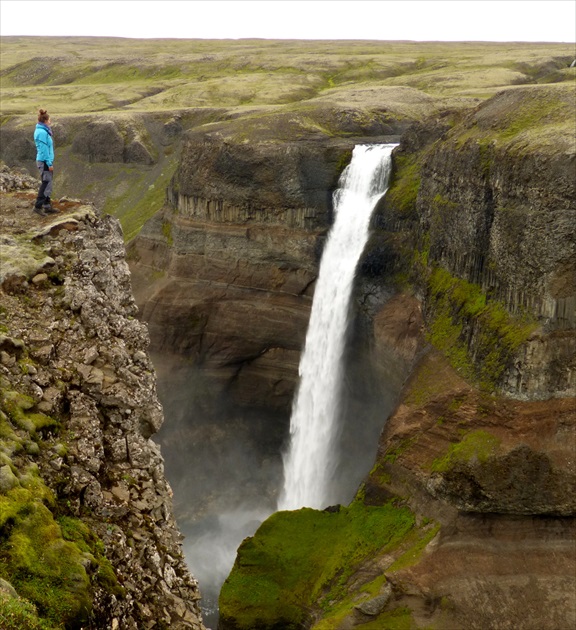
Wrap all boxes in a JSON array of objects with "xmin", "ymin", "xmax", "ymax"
[{"xmin": 34, "ymin": 123, "xmax": 54, "ymax": 166}]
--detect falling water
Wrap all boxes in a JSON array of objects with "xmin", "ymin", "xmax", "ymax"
[{"xmin": 278, "ymin": 144, "xmax": 397, "ymax": 511}]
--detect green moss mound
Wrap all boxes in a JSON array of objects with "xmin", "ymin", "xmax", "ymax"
[
  {"xmin": 0, "ymin": 382, "xmax": 121, "ymax": 628},
  {"xmin": 0, "ymin": 591, "xmax": 56, "ymax": 630},
  {"xmin": 0, "ymin": 487, "xmax": 91, "ymax": 627},
  {"xmin": 219, "ymin": 500, "xmax": 415, "ymax": 629}
]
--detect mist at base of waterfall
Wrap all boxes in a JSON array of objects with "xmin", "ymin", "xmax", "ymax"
[{"xmin": 182, "ymin": 505, "xmax": 273, "ymax": 630}]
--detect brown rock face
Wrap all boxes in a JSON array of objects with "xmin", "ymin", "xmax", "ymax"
[
  {"xmin": 350, "ymin": 91, "xmax": 576, "ymax": 630},
  {"xmin": 372, "ymin": 352, "xmax": 575, "ymax": 516},
  {"xmin": 362, "ymin": 292, "xmax": 576, "ymax": 630},
  {"xmin": 389, "ymin": 513, "xmax": 575, "ymax": 630},
  {"xmin": 129, "ymin": 134, "xmax": 364, "ymax": 420}
]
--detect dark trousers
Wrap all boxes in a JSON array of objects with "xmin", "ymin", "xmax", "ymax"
[{"xmin": 35, "ymin": 161, "xmax": 53, "ymax": 208}]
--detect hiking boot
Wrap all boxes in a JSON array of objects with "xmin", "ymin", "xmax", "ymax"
[
  {"xmin": 43, "ymin": 205, "xmax": 58, "ymax": 213},
  {"xmin": 33, "ymin": 206, "xmax": 46, "ymax": 216}
]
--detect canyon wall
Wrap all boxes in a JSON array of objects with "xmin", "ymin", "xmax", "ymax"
[
  {"xmin": 372, "ymin": 86, "xmax": 575, "ymax": 400},
  {"xmin": 218, "ymin": 85, "xmax": 575, "ymax": 629},
  {"xmin": 2, "ymin": 79, "xmax": 572, "ymax": 629},
  {"xmin": 2, "ymin": 38, "xmax": 574, "ymax": 630},
  {"xmin": 0, "ymin": 169, "xmax": 205, "ymax": 629}
]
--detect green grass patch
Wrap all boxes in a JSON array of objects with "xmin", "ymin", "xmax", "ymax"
[
  {"xmin": 430, "ymin": 430, "xmax": 501, "ymax": 472},
  {"xmin": 57, "ymin": 517, "xmax": 123, "ymax": 597},
  {"xmin": 357, "ymin": 607, "xmax": 414, "ymax": 630},
  {"xmin": 387, "ymin": 523, "xmax": 440, "ymax": 572},
  {"xmin": 313, "ymin": 520, "xmax": 439, "ymax": 630},
  {"xmin": 105, "ymin": 160, "xmax": 177, "ymax": 242},
  {"xmin": 1, "ymin": 39, "xmax": 571, "ymax": 115},
  {"xmin": 451, "ymin": 85, "xmax": 575, "ymax": 152},
  {"xmin": 161, "ymin": 220, "xmax": 173, "ymax": 246},
  {"xmin": 220, "ymin": 500, "xmax": 415, "ymax": 629},
  {"xmin": 495, "ymin": 88, "xmax": 573, "ymax": 142},
  {"xmin": 369, "ymin": 462, "xmax": 392, "ymax": 485}
]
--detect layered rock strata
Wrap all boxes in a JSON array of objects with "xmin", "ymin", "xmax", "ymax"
[
  {"xmin": 218, "ymin": 87, "xmax": 576, "ymax": 629},
  {"xmin": 130, "ymin": 134, "xmax": 357, "ymax": 410},
  {"xmin": 0, "ymin": 170, "xmax": 205, "ymax": 629},
  {"xmin": 372, "ymin": 86, "xmax": 575, "ymax": 400}
]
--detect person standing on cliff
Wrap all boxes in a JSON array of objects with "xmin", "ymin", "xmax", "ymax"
[{"xmin": 33, "ymin": 108, "xmax": 58, "ymax": 215}]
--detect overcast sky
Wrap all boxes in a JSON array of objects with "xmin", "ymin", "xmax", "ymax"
[{"xmin": 1, "ymin": 0, "xmax": 575, "ymax": 42}]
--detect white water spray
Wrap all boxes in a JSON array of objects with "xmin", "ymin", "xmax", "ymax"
[{"xmin": 278, "ymin": 144, "xmax": 397, "ymax": 511}]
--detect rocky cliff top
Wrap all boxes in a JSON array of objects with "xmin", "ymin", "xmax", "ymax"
[{"xmin": 0, "ymin": 166, "xmax": 205, "ymax": 629}]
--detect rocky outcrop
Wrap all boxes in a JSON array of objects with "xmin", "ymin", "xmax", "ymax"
[
  {"xmin": 70, "ymin": 119, "xmax": 156, "ymax": 165},
  {"xmin": 0, "ymin": 172, "xmax": 205, "ymax": 629}
]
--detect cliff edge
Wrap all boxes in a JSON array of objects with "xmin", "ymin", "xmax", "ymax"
[{"xmin": 0, "ymin": 166, "xmax": 205, "ymax": 629}]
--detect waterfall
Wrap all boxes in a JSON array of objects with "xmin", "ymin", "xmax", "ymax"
[{"xmin": 278, "ymin": 143, "xmax": 397, "ymax": 511}]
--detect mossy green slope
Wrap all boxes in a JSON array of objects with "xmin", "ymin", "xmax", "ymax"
[
  {"xmin": 219, "ymin": 500, "xmax": 416, "ymax": 629},
  {"xmin": 425, "ymin": 267, "xmax": 538, "ymax": 389}
]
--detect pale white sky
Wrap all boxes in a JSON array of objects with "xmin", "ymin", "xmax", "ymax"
[{"xmin": 1, "ymin": 0, "xmax": 575, "ymax": 42}]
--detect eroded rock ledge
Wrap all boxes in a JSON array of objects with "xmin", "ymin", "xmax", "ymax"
[{"xmin": 0, "ymin": 169, "xmax": 205, "ymax": 629}]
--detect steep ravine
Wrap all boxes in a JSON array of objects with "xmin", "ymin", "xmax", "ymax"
[
  {"xmin": 2, "ymin": 39, "xmax": 574, "ymax": 630},
  {"xmin": 0, "ymin": 168, "xmax": 205, "ymax": 629}
]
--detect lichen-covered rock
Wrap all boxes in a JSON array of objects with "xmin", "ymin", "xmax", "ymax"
[{"xmin": 0, "ymin": 161, "xmax": 37, "ymax": 191}]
